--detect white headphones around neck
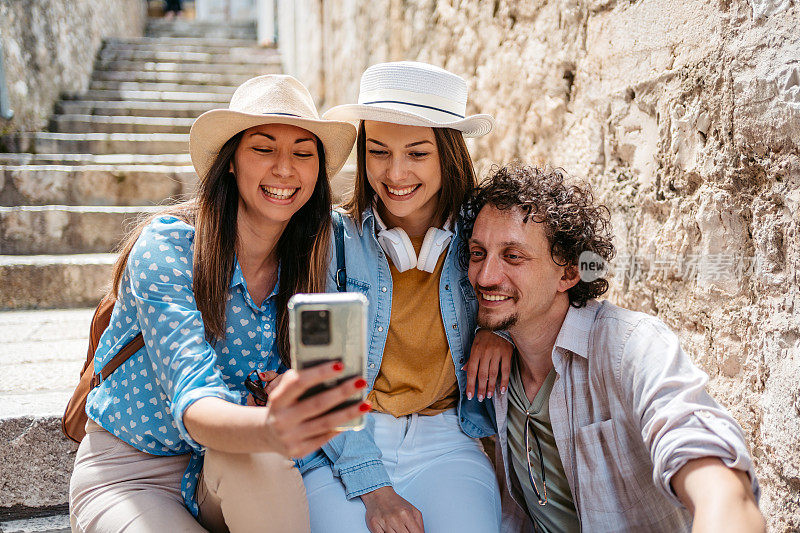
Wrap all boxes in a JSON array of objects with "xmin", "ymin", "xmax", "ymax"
[{"xmin": 373, "ymin": 208, "xmax": 453, "ymax": 273}]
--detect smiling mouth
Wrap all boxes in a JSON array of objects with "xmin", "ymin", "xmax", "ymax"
[
  {"xmin": 385, "ymin": 184, "xmax": 420, "ymax": 197},
  {"xmin": 260, "ymin": 185, "xmax": 298, "ymax": 200},
  {"xmin": 479, "ymin": 291, "xmax": 513, "ymax": 303}
]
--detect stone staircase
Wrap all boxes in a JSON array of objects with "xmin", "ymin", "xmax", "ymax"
[{"xmin": 0, "ymin": 18, "xmax": 278, "ymax": 528}]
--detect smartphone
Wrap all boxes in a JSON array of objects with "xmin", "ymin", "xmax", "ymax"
[{"xmin": 288, "ymin": 292, "xmax": 368, "ymax": 431}]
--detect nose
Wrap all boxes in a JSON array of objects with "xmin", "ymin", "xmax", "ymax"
[
  {"xmin": 272, "ymin": 150, "xmax": 293, "ymax": 179},
  {"xmin": 386, "ymin": 156, "xmax": 406, "ymax": 183},
  {"xmin": 474, "ymin": 252, "xmax": 504, "ymax": 289}
]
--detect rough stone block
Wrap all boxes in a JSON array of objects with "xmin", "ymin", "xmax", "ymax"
[
  {"xmin": 55, "ymin": 100, "xmax": 221, "ymax": 118},
  {"xmin": 0, "ymin": 254, "xmax": 115, "ymax": 309},
  {"xmin": 49, "ymin": 115, "xmax": 194, "ymax": 135},
  {"xmin": 91, "ymin": 69, "xmax": 258, "ymax": 87},
  {"xmin": 88, "ymin": 80, "xmax": 238, "ymax": 94},
  {"xmin": 0, "ymin": 416, "xmax": 76, "ymax": 509},
  {"xmin": 0, "ymin": 206, "xmax": 160, "ymax": 254},
  {"xmin": 3, "ymin": 133, "xmax": 189, "ymax": 155}
]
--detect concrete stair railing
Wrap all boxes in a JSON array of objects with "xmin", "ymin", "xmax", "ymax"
[{"xmin": 0, "ymin": 18, "xmax": 273, "ymax": 527}]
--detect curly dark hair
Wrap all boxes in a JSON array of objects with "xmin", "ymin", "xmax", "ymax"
[{"xmin": 460, "ymin": 164, "xmax": 615, "ymax": 308}]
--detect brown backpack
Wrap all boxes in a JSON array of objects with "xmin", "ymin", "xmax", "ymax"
[{"xmin": 61, "ymin": 293, "xmax": 144, "ymax": 443}]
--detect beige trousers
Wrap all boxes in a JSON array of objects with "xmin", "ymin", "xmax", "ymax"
[{"xmin": 69, "ymin": 419, "xmax": 310, "ymax": 533}]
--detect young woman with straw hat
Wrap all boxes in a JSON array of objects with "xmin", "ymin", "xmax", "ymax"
[
  {"xmin": 69, "ymin": 75, "xmax": 368, "ymax": 532},
  {"xmin": 296, "ymin": 62, "xmax": 511, "ymax": 533}
]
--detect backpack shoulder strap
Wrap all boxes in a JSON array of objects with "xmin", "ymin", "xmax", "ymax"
[
  {"xmin": 332, "ymin": 210, "xmax": 347, "ymax": 292},
  {"xmin": 90, "ymin": 333, "xmax": 144, "ymax": 388},
  {"xmin": 88, "ymin": 294, "xmax": 144, "ymax": 388}
]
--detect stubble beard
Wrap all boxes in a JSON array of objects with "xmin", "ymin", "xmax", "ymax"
[{"xmin": 477, "ymin": 309, "xmax": 519, "ymax": 332}]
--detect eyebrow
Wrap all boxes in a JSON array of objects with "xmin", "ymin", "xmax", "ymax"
[
  {"xmin": 366, "ymin": 138, "xmax": 434, "ymax": 148},
  {"xmin": 250, "ymin": 132, "xmax": 315, "ymax": 144},
  {"xmin": 469, "ymin": 238, "xmax": 528, "ymax": 249}
]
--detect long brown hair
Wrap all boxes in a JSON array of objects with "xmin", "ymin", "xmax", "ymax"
[
  {"xmin": 342, "ymin": 121, "xmax": 477, "ymax": 227},
  {"xmin": 110, "ymin": 130, "xmax": 331, "ymax": 367}
]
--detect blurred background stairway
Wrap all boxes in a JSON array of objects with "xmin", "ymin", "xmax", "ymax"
[{"xmin": 0, "ymin": 17, "xmax": 278, "ymax": 530}]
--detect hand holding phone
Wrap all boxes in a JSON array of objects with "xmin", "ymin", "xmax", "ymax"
[
  {"xmin": 288, "ymin": 293, "xmax": 369, "ymax": 431},
  {"xmin": 262, "ymin": 361, "xmax": 370, "ymax": 459}
]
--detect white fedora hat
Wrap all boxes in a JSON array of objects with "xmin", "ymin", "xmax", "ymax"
[
  {"xmin": 190, "ymin": 75, "xmax": 357, "ymax": 181},
  {"xmin": 323, "ymin": 61, "xmax": 494, "ymax": 137}
]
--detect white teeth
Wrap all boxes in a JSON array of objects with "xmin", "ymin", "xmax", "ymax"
[
  {"xmin": 482, "ymin": 294, "xmax": 510, "ymax": 301},
  {"xmin": 386, "ymin": 184, "xmax": 418, "ymax": 196},
  {"xmin": 261, "ymin": 186, "xmax": 297, "ymax": 199}
]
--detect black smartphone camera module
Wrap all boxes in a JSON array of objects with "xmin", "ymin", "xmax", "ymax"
[{"xmin": 301, "ymin": 309, "xmax": 331, "ymax": 346}]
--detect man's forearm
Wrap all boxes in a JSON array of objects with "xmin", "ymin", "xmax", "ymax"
[{"xmin": 671, "ymin": 457, "xmax": 765, "ymax": 533}]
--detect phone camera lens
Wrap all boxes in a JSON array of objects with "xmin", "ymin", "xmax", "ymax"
[{"xmin": 301, "ymin": 309, "xmax": 331, "ymax": 346}]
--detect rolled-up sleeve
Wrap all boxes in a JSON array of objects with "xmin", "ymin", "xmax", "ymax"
[
  {"xmin": 617, "ymin": 317, "xmax": 760, "ymax": 505},
  {"xmin": 321, "ymin": 416, "xmax": 392, "ymax": 499},
  {"xmin": 128, "ymin": 217, "xmax": 239, "ymax": 451}
]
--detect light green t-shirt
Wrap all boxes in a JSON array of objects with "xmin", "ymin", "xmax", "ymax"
[{"xmin": 507, "ymin": 360, "xmax": 580, "ymax": 533}]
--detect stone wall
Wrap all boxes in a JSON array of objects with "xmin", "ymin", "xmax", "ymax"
[
  {"xmin": 280, "ymin": 1, "xmax": 800, "ymax": 530},
  {"xmin": 0, "ymin": 0, "xmax": 146, "ymax": 134}
]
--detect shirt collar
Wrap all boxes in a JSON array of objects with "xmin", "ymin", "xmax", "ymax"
[
  {"xmin": 230, "ymin": 257, "xmax": 281, "ymax": 300},
  {"xmin": 359, "ymin": 205, "xmax": 376, "ymax": 236},
  {"xmin": 552, "ymin": 299, "xmax": 602, "ymax": 359},
  {"xmin": 230, "ymin": 258, "xmax": 246, "ymax": 289}
]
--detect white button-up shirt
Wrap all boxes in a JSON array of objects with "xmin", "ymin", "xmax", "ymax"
[{"xmin": 493, "ymin": 299, "xmax": 759, "ymax": 532}]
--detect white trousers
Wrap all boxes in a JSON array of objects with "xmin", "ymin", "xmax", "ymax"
[{"xmin": 303, "ymin": 410, "xmax": 501, "ymax": 533}]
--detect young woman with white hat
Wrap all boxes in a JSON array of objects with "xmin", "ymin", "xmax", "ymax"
[
  {"xmin": 297, "ymin": 61, "xmax": 510, "ymax": 533},
  {"xmin": 69, "ymin": 75, "xmax": 369, "ymax": 532}
]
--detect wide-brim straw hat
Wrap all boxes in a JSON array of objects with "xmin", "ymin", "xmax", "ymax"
[
  {"xmin": 190, "ymin": 75, "xmax": 357, "ymax": 180},
  {"xmin": 323, "ymin": 61, "xmax": 494, "ymax": 138}
]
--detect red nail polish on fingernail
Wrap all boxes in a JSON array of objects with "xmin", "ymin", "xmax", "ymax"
[
  {"xmin": 354, "ymin": 378, "xmax": 367, "ymax": 389},
  {"xmin": 359, "ymin": 402, "xmax": 372, "ymax": 412},
  {"xmin": 332, "ymin": 362, "xmax": 344, "ymax": 371}
]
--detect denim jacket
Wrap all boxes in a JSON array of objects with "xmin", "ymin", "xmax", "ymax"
[{"xmin": 297, "ymin": 206, "xmax": 495, "ymax": 498}]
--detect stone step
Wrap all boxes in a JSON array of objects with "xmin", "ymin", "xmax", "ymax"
[
  {"xmin": 0, "ymin": 164, "xmax": 195, "ymax": 206},
  {"xmin": 1, "ymin": 132, "xmax": 189, "ymax": 155},
  {"xmin": 87, "ymin": 80, "xmax": 238, "ymax": 94},
  {"xmin": 0, "ymin": 254, "xmax": 115, "ymax": 309},
  {"xmin": 0, "ymin": 513, "xmax": 70, "ymax": 532},
  {"xmin": 91, "ymin": 69, "xmax": 260, "ymax": 87},
  {"xmin": 49, "ymin": 115, "xmax": 194, "ymax": 134},
  {"xmin": 0, "ymin": 153, "xmax": 191, "ymax": 165},
  {"xmin": 0, "ymin": 308, "xmax": 93, "ymax": 510},
  {"xmin": 70, "ymin": 88, "xmax": 231, "ymax": 103},
  {"xmin": 97, "ymin": 46, "xmax": 278, "ymax": 65},
  {"xmin": 0, "ymin": 415, "xmax": 75, "ymax": 511},
  {"xmin": 145, "ymin": 19, "xmax": 256, "ymax": 40},
  {"xmin": 55, "ymin": 99, "xmax": 221, "ymax": 118},
  {"xmin": 104, "ymin": 36, "xmax": 260, "ymax": 51},
  {"xmin": 0, "ymin": 206, "xmax": 161, "ymax": 254},
  {"xmin": 94, "ymin": 58, "xmax": 278, "ymax": 75}
]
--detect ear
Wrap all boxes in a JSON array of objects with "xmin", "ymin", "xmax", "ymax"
[{"xmin": 558, "ymin": 264, "xmax": 581, "ymax": 293}]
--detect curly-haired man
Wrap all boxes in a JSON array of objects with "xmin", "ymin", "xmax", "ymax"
[{"xmin": 462, "ymin": 165, "xmax": 764, "ymax": 532}]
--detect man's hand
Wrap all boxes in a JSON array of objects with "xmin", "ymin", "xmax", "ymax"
[
  {"xmin": 671, "ymin": 457, "xmax": 765, "ymax": 533},
  {"xmin": 463, "ymin": 329, "xmax": 513, "ymax": 401},
  {"xmin": 361, "ymin": 486, "xmax": 424, "ymax": 533}
]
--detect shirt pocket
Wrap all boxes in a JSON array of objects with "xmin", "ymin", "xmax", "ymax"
[
  {"xmin": 574, "ymin": 418, "xmax": 649, "ymax": 513},
  {"xmin": 346, "ymin": 277, "xmax": 370, "ymax": 296}
]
